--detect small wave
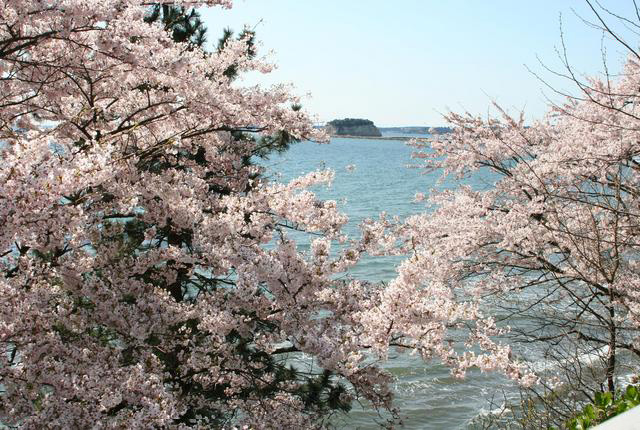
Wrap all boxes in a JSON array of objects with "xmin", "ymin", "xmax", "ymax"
[
  {"xmin": 530, "ymin": 345, "xmax": 609, "ymax": 374},
  {"xmin": 475, "ymin": 402, "xmax": 511, "ymax": 418}
]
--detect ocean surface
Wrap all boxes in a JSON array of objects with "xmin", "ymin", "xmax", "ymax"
[{"xmin": 265, "ymin": 134, "xmax": 517, "ymax": 429}]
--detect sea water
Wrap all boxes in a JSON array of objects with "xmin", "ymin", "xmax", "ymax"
[{"xmin": 265, "ymin": 135, "xmax": 517, "ymax": 429}]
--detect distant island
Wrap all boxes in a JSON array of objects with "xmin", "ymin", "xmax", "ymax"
[{"xmin": 325, "ymin": 118, "xmax": 382, "ymax": 137}]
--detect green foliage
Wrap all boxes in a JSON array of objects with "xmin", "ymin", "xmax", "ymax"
[
  {"xmin": 564, "ymin": 385, "xmax": 640, "ymax": 430},
  {"xmin": 144, "ymin": 4, "xmax": 207, "ymax": 47},
  {"xmin": 216, "ymin": 26, "xmax": 257, "ymax": 80}
]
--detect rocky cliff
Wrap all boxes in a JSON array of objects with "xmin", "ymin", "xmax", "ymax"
[{"xmin": 325, "ymin": 118, "xmax": 382, "ymax": 137}]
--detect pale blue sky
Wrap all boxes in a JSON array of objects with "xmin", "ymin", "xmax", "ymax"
[{"xmin": 200, "ymin": 1, "xmax": 637, "ymax": 126}]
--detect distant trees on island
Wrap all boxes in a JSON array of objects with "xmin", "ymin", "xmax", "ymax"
[
  {"xmin": 327, "ymin": 118, "xmax": 376, "ymax": 127},
  {"xmin": 325, "ymin": 118, "xmax": 382, "ymax": 137}
]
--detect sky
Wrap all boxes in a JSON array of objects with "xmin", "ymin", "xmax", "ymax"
[{"xmin": 200, "ymin": 1, "xmax": 638, "ymax": 126}]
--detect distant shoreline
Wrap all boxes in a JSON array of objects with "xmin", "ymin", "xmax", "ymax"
[{"xmin": 330, "ymin": 135, "xmax": 431, "ymax": 142}]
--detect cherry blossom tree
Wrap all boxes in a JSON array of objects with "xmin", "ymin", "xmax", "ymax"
[
  {"xmin": 371, "ymin": 2, "xmax": 640, "ymax": 425},
  {"xmin": 0, "ymin": 1, "xmax": 386, "ymax": 427},
  {"xmin": 0, "ymin": 1, "xmax": 547, "ymax": 428}
]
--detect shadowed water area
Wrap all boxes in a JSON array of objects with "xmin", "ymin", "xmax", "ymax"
[{"xmin": 265, "ymin": 134, "xmax": 517, "ymax": 429}]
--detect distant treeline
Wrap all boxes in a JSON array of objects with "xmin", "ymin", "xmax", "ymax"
[
  {"xmin": 379, "ymin": 126, "xmax": 453, "ymax": 134},
  {"xmin": 327, "ymin": 118, "xmax": 376, "ymax": 127}
]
